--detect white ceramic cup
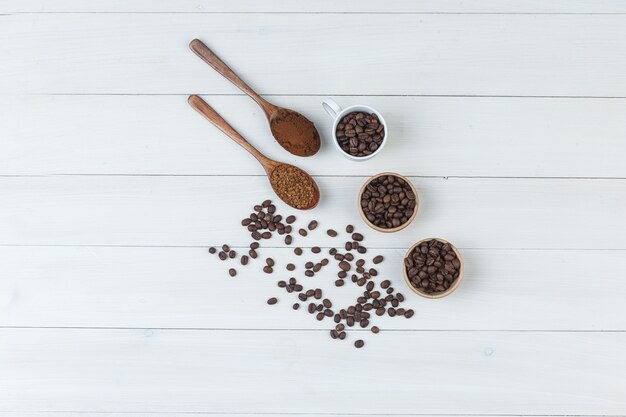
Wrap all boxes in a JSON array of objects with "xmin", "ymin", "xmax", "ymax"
[{"xmin": 321, "ymin": 98, "xmax": 388, "ymax": 161}]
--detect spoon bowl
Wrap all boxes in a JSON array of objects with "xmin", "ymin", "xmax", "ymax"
[
  {"xmin": 188, "ymin": 95, "xmax": 320, "ymax": 210},
  {"xmin": 190, "ymin": 39, "xmax": 321, "ymax": 157}
]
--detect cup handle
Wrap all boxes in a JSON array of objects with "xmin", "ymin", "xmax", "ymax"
[{"xmin": 322, "ymin": 98, "xmax": 342, "ymax": 119}]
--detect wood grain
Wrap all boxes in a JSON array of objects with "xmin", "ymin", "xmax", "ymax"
[
  {"xmin": 2, "ymin": 95, "xmax": 624, "ymax": 177},
  {"xmin": 1, "ymin": 328, "xmax": 625, "ymax": 414},
  {"xmin": 1, "ymin": 246, "xmax": 625, "ymax": 330},
  {"xmin": 1, "ymin": 14, "xmax": 626, "ymax": 96},
  {"xmin": 0, "ymin": 176, "xmax": 623, "ymax": 248}
]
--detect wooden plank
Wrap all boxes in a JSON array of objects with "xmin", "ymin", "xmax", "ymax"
[
  {"xmin": 0, "ymin": 176, "xmax": 623, "ymax": 248},
  {"xmin": 2, "ymin": 95, "xmax": 625, "ymax": 177},
  {"xmin": 1, "ymin": 14, "xmax": 626, "ymax": 96},
  {"xmin": 1, "ymin": 328, "xmax": 624, "ymax": 414},
  {"xmin": 2, "ymin": 0, "xmax": 626, "ymax": 13},
  {"xmin": 1, "ymin": 246, "xmax": 625, "ymax": 330}
]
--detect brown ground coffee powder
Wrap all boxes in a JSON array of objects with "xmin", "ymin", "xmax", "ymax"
[
  {"xmin": 270, "ymin": 164, "xmax": 316, "ymax": 209},
  {"xmin": 270, "ymin": 109, "xmax": 320, "ymax": 157}
]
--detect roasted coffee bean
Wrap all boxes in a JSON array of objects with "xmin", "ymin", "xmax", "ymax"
[
  {"xmin": 344, "ymin": 253, "xmax": 354, "ymax": 262},
  {"xmin": 327, "ymin": 229, "xmax": 338, "ymax": 237},
  {"xmin": 284, "ymin": 235, "xmax": 293, "ymax": 245},
  {"xmin": 357, "ymin": 246, "xmax": 367, "ymax": 254},
  {"xmin": 376, "ymin": 307, "xmax": 385, "ymax": 316},
  {"xmin": 311, "ymin": 246, "xmax": 321, "ymax": 254},
  {"xmin": 321, "ymin": 258, "xmax": 329, "ymax": 266},
  {"xmin": 366, "ymin": 281, "xmax": 375, "ymax": 291},
  {"xmin": 263, "ymin": 266, "xmax": 273, "ymax": 274},
  {"xmin": 293, "ymin": 303, "xmax": 300, "ymax": 310},
  {"xmin": 316, "ymin": 312, "xmax": 324, "ymax": 321},
  {"xmin": 334, "ymin": 254, "xmax": 344, "ymax": 261},
  {"xmin": 347, "ymin": 306, "xmax": 356, "ymax": 314},
  {"xmin": 229, "ymin": 251, "xmax": 236, "ymax": 259},
  {"xmin": 277, "ymin": 280, "xmax": 286, "ymax": 288},
  {"xmin": 339, "ymin": 261, "xmax": 351, "ymax": 271},
  {"xmin": 405, "ymin": 309, "xmax": 415, "ymax": 318},
  {"xmin": 356, "ymin": 259, "xmax": 365, "ymax": 267},
  {"xmin": 305, "ymin": 261, "xmax": 314, "ymax": 269},
  {"xmin": 397, "ymin": 293, "xmax": 405, "ymax": 302},
  {"xmin": 313, "ymin": 263, "xmax": 322, "ymax": 272},
  {"xmin": 267, "ymin": 297, "xmax": 277, "ymax": 305},
  {"xmin": 316, "ymin": 304, "xmax": 323, "ymax": 312},
  {"xmin": 308, "ymin": 220, "xmax": 318, "ymax": 230},
  {"xmin": 339, "ymin": 331, "xmax": 347, "ymax": 340},
  {"xmin": 250, "ymin": 242, "xmax": 259, "ymax": 250},
  {"xmin": 251, "ymin": 232, "xmax": 261, "ymax": 240},
  {"xmin": 380, "ymin": 280, "xmax": 390, "ymax": 289},
  {"xmin": 360, "ymin": 319, "xmax": 369, "ymax": 328},
  {"xmin": 396, "ymin": 308, "xmax": 406, "ymax": 316},
  {"xmin": 208, "ymin": 247, "xmax": 216, "ymax": 254},
  {"xmin": 298, "ymin": 228, "xmax": 308, "ymax": 237},
  {"xmin": 298, "ymin": 293, "xmax": 307, "ymax": 301},
  {"xmin": 345, "ymin": 242, "xmax": 353, "ymax": 251},
  {"xmin": 294, "ymin": 247, "xmax": 303, "ymax": 256},
  {"xmin": 354, "ymin": 339, "xmax": 365, "ymax": 348},
  {"xmin": 314, "ymin": 289, "xmax": 322, "ymax": 299},
  {"xmin": 261, "ymin": 231, "xmax": 272, "ymax": 239},
  {"xmin": 360, "ymin": 174, "xmax": 416, "ymax": 230},
  {"xmin": 323, "ymin": 299, "xmax": 332, "ymax": 308},
  {"xmin": 337, "ymin": 270, "xmax": 347, "ymax": 278},
  {"xmin": 334, "ymin": 314, "xmax": 341, "ymax": 323},
  {"xmin": 386, "ymin": 287, "xmax": 394, "ymax": 294},
  {"xmin": 336, "ymin": 323, "xmax": 345, "ymax": 331},
  {"xmin": 324, "ymin": 309, "xmax": 333, "ymax": 317},
  {"xmin": 305, "ymin": 289, "xmax": 315, "ymax": 297},
  {"xmin": 286, "ymin": 215, "xmax": 296, "ymax": 224},
  {"xmin": 388, "ymin": 307, "xmax": 397, "ymax": 317},
  {"xmin": 347, "ymin": 316, "xmax": 355, "ymax": 327},
  {"xmin": 335, "ymin": 279, "xmax": 344, "ymax": 287},
  {"xmin": 293, "ymin": 284, "xmax": 303, "ymax": 292},
  {"xmin": 305, "ymin": 270, "xmax": 314, "ymax": 277},
  {"xmin": 330, "ymin": 330, "xmax": 338, "ymax": 339},
  {"xmin": 266, "ymin": 258, "xmax": 275, "ymax": 267},
  {"xmin": 218, "ymin": 251, "xmax": 227, "ymax": 260},
  {"xmin": 308, "ymin": 303, "xmax": 316, "ymax": 313},
  {"xmin": 289, "ymin": 277, "xmax": 297, "ymax": 285},
  {"xmin": 241, "ymin": 255, "xmax": 249, "ymax": 266},
  {"xmin": 329, "ymin": 248, "xmax": 337, "ymax": 255},
  {"xmin": 222, "ymin": 244, "xmax": 230, "ymax": 252},
  {"xmin": 352, "ymin": 233, "xmax": 363, "ymax": 242},
  {"xmin": 228, "ymin": 268, "xmax": 237, "ymax": 277},
  {"xmin": 346, "ymin": 224, "xmax": 354, "ymax": 233},
  {"xmin": 373, "ymin": 255, "xmax": 384, "ymax": 264},
  {"xmin": 286, "ymin": 263, "xmax": 295, "ymax": 271},
  {"xmin": 368, "ymin": 268, "xmax": 377, "ymax": 276},
  {"xmin": 371, "ymin": 326, "xmax": 380, "ymax": 334},
  {"xmin": 262, "ymin": 199, "xmax": 271, "ymax": 208},
  {"xmin": 336, "ymin": 111, "xmax": 385, "ymax": 158},
  {"xmin": 391, "ymin": 299, "xmax": 399, "ymax": 307}
]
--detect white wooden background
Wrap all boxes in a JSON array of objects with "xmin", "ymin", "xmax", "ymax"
[{"xmin": 1, "ymin": 1, "xmax": 626, "ymax": 415}]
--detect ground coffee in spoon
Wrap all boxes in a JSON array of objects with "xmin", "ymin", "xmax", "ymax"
[
  {"xmin": 270, "ymin": 164, "xmax": 316, "ymax": 209},
  {"xmin": 270, "ymin": 109, "xmax": 320, "ymax": 157}
]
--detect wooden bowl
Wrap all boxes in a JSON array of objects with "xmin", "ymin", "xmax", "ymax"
[
  {"xmin": 402, "ymin": 238, "xmax": 464, "ymax": 299},
  {"xmin": 357, "ymin": 172, "xmax": 419, "ymax": 233}
]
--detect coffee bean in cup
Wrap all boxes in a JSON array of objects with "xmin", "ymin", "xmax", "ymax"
[
  {"xmin": 360, "ymin": 174, "xmax": 417, "ymax": 230},
  {"xmin": 404, "ymin": 239, "xmax": 461, "ymax": 295},
  {"xmin": 335, "ymin": 111, "xmax": 384, "ymax": 157}
]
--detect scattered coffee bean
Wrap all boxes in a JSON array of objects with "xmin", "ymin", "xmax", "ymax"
[
  {"xmin": 286, "ymin": 263, "xmax": 295, "ymax": 271},
  {"xmin": 240, "ymin": 255, "xmax": 249, "ymax": 266},
  {"xmin": 323, "ymin": 299, "xmax": 332, "ymax": 308},
  {"xmin": 266, "ymin": 258, "xmax": 275, "ymax": 267},
  {"xmin": 360, "ymin": 174, "xmax": 416, "ymax": 229},
  {"xmin": 321, "ymin": 258, "xmax": 329, "ymax": 266},
  {"xmin": 308, "ymin": 220, "xmax": 318, "ymax": 230},
  {"xmin": 305, "ymin": 270, "xmax": 314, "ymax": 277},
  {"xmin": 352, "ymin": 233, "xmax": 363, "ymax": 242},
  {"xmin": 354, "ymin": 339, "xmax": 365, "ymax": 348},
  {"xmin": 267, "ymin": 297, "xmax": 278, "ymax": 305},
  {"xmin": 311, "ymin": 246, "xmax": 321, "ymax": 254},
  {"xmin": 249, "ymin": 249, "xmax": 258, "ymax": 259},
  {"xmin": 208, "ymin": 247, "xmax": 216, "ymax": 254},
  {"xmin": 308, "ymin": 303, "xmax": 316, "ymax": 313},
  {"xmin": 229, "ymin": 251, "xmax": 236, "ymax": 259},
  {"xmin": 372, "ymin": 255, "xmax": 384, "ymax": 264},
  {"xmin": 327, "ymin": 229, "xmax": 337, "ymax": 237},
  {"xmin": 285, "ymin": 235, "xmax": 293, "ymax": 245},
  {"xmin": 228, "ymin": 268, "xmax": 237, "ymax": 277},
  {"xmin": 294, "ymin": 247, "xmax": 303, "ymax": 255},
  {"xmin": 263, "ymin": 266, "xmax": 273, "ymax": 274},
  {"xmin": 339, "ymin": 332, "xmax": 347, "ymax": 340},
  {"xmin": 298, "ymin": 229, "xmax": 308, "ymax": 237},
  {"xmin": 339, "ymin": 261, "xmax": 351, "ymax": 271},
  {"xmin": 305, "ymin": 261, "xmax": 314, "ymax": 269},
  {"xmin": 335, "ymin": 279, "xmax": 344, "ymax": 287},
  {"xmin": 380, "ymin": 280, "xmax": 390, "ymax": 289},
  {"xmin": 314, "ymin": 289, "xmax": 322, "ymax": 299},
  {"xmin": 346, "ymin": 225, "xmax": 354, "ymax": 233},
  {"xmin": 250, "ymin": 242, "xmax": 259, "ymax": 250},
  {"xmin": 218, "ymin": 251, "xmax": 227, "ymax": 260},
  {"xmin": 316, "ymin": 312, "xmax": 324, "ymax": 321},
  {"xmin": 371, "ymin": 326, "xmax": 380, "ymax": 334},
  {"xmin": 293, "ymin": 303, "xmax": 300, "ymax": 310},
  {"xmin": 405, "ymin": 309, "xmax": 415, "ymax": 318},
  {"xmin": 278, "ymin": 280, "xmax": 286, "ymax": 288},
  {"xmin": 222, "ymin": 244, "xmax": 230, "ymax": 252},
  {"xmin": 286, "ymin": 215, "xmax": 296, "ymax": 224}
]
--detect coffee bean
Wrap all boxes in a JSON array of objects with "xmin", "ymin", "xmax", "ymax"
[
  {"xmin": 336, "ymin": 323, "xmax": 345, "ymax": 331},
  {"xmin": 222, "ymin": 244, "xmax": 230, "ymax": 252},
  {"xmin": 330, "ymin": 330, "xmax": 338, "ymax": 339},
  {"xmin": 388, "ymin": 307, "xmax": 397, "ymax": 317},
  {"xmin": 267, "ymin": 297, "xmax": 277, "ymax": 305},
  {"xmin": 265, "ymin": 258, "xmax": 274, "ymax": 267},
  {"xmin": 371, "ymin": 326, "xmax": 380, "ymax": 334},
  {"xmin": 250, "ymin": 242, "xmax": 259, "ymax": 250},
  {"xmin": 298, "ymin": 293, "xmax": 307, "ymax": 301},
  {"xmin": 386, "ymin": 287, "xmax": 394, "ymax": 294},
  {"xmin": 347, "ymin": 316, "xmax": 355, "ymax": 327},
  {"xmin": 323, "ymin": 299, "xmax": 332, "ymax": 308},
  {"xmin": 308, "ymin": 303, "xmax": 316, "ymax": 313},
  {"xmin": 357, "ymin": 246, "xmax": 367, "ymax": 254},
  {"xmin": 314, "ymin": 289, "xmax": 322, "ymax": 299},
  {"xmin": 334, "ymin": 314, "xmax": 341, "ymax": 323},
  {"xmin": 218, "ymin": 251, "xmax": 227, "ymax": 260},
  {"xmin": 366, "ymin": 281, "xmax": 374, "ymax": 291},
  {"xmin": 305, "ymin": 261, "xmax": 314, "ymax": 269},
  {"xmin": 376, "ymin": 307, "xmax": 385, "ymax": 316},
  {"xmin": 285, "ymin": 235, "xmax": 293, "ymax": 245},
  {"xmin": 346, "ymin": 225, "xmax": 354, "ymax": 233},
  {"xmin": 208, "ymin": 247, "xmax": 216, "ymax": 254},
  {"xmin": 380, "ymin": 280, "xmax": 390, "ymax": 289},
  {"xmin": 308, "ymin": 220, "xmax": 318, "ymax": 230},
  {"xmin": 324, "ymin": 309, "xmax": 333, "ymax": 317},
  {"xmin": 285, "ymin": 263, "xmax": 295, "ymax": 271},
  {"xmin": 405, "ymin": 309, "xmax": 415, "ymax": 318},
  {"xmin": 369, "ymin": 268, "xmax": 378, "ymax": 276},
  {"xmin": 321, "ymin": 258, "xmax": 329, "ymax": 266},
  {"xmin": 335, "ymin": 279, "xmax": 344, "ymax": 287},
  {"xmin": 329, "ymin": 248, "xmax": 337, "ymax": 255},
  {"xmin": 339, "ymin": 261, "xmax": 351, "ymax": 271},
  {"xmin": 251, "ymin": 232, "xmax": 261, "ymax": 240},
  {"xmin": 278, "ymin": 280, "xmax": 286, "ymax": 288},
  {"xmin": 298, "ymin": 229, "xmax": 308, "ymax": 237},
  {"xmin": 261, "ymin": 232, "xmax": 272, "ymax": 239},
  {"xmin": 354, "ymin": 339, "xmax": 365, "ymax": 348},
  {"xmin": 339, "ymin": 332, "xmax": 347, "ymax": 340},
  {"xmin": 316, "ymin": 312, "xmax": 324, "ymax": 321},
  {"xmin": 327, "ymin": 229, "xmax": 338, "ymax": 237},
  {"xmin": 240, "ymin": 255, "xmax": 249, "ymax": 265},
  {"xmin": 337, "ymin": 271, "xmax": 347, "ymax": 278},
  {"xmin": 228, "ymin": 268, "xmax": 237, "ymax": 277},
  {"xmin": 286, "ymin": 215, "xmax": 296, "ymax": 224},
  {"xmin": 293, "ymin": 303, "xmax": 300, "ymax": 310},
  {"xmin": 360, "ymin": 319, "xmax": 369, "ymax": 328},
  {"xmin": 262, "ymin": 199, "xmax": 271, "ymax": 208},
  {"xmin": 344, "ymin": 253, "xmax": 354, "ymax": 262},
  {"xmin": 352, "ymin": 233, "xmax": 363, "ymax": 242},
  {"xmin": 396, "ymin": 308, "xmax": 406, "ymax": 316},
  {"xmin": 263, "ymin": 266, "xmax": 273, "ymax": 274},
  {"xmin": 372, "ymin": 255, "xmax": 384, "ymax": 264},
  {"xmin": 228, "ymin": 251, "xmax": 236, "ymax": 259},
  {"xmin": 294, "ymin": 247, "xmax": 303, "ymax": 256},
  {"xmin": 313, "ymin": 263, "xmax": 322, "ymax": 272},
  {"xmin": 396, "ymin": 293, "xmax": 405, "ymax": 302},
  {"xmin": 360, "ymin": 174, "xmax": 416, "ymax": 229},
  {"xmin": 305, "ymin": 270, "xmax": 314, "ymax": 277},
  {"xmin": 311, "ymin": 246, "xmax": 321, "ymax": 253}
]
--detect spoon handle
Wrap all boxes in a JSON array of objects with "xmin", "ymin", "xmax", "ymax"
[
  {"xmin": 188, "ymin": 95, "xmax": 272, "ymax": 167},
  {"xmin": 189, "ymin": 39, "xmax": 276, "ymax": 117}
]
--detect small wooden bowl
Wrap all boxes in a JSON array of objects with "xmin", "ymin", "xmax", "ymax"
[
  {"xmin": 357, "ymin": 172, "xmax": 419, "ymax": 233},
  {"xmin": 402, "ymin": 238, "xmax": 464, "ymax": 299}
]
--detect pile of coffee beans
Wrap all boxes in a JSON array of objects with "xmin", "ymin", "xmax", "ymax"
[
  {"xmin": 207, "ymin": 199, "xmax": 415, "ymax": 348},
  {"xmin": 335, "ymin": 111, "xmax": 385, "ymax": 157},
  {"xmin": 404, "ymin": 238, "xmax": 461, "ymax": 295},
  {"xmin": 360, "ymin": 174, "xmax": 417, "ymax": 229}
]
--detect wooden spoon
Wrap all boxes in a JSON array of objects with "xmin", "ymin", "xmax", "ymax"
[
  {"xmin": 188, "ymin": 95, "xmax": 320, "ymax": 210},
  {"xmin": 189, "ymin": 39, "xmax": 321, "ymax": 157}
]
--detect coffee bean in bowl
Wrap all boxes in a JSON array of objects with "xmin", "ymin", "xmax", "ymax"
[
  {"xmin": 335, "ymin": 111, "xmax": 385, "ymax": 158},
  {"xmin": 403, "ymin": 238, "xmax": 463, "ymax": 298},
  {"xmin": 358, "ymin": 172, "xmax": 418, "ymax": 232}
]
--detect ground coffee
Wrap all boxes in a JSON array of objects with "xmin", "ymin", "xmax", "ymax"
[{"xmin": 270, "ymin": 109, "xmax": 320, "ymax": 157}]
